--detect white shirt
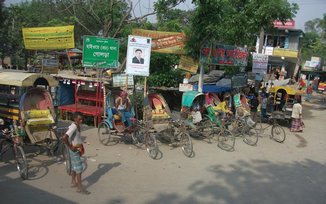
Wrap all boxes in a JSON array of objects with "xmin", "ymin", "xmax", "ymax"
[
  {"xmin": 291, "ymin": 103, "xmax": 302, "ymax": 119},
  {"xmin": 65, "ymin": 123, "xmax": 82, "ymax": 146}
]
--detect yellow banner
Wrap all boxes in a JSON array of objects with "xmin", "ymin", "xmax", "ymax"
[
  {"xmin": 22, "ymin": 25, "xmax": 75, "ymax": 50},
  {"xmin": 178, "ymin": 55, "xmax": 198, "ymax": 73},
  {"xmin": 273, "ymin": 48, "xmax": 298, "ymax": 58},
  {"xmin": 132, "ymin": 29, "xmax": 185, "ymax": 54}
]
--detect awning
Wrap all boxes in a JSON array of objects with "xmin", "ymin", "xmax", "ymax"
[{"xmin": 0, "ymin": 72, "xmax": 58, "ymax": 87}]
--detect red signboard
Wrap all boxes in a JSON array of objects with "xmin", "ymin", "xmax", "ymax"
[{"xmin": 273, "ymin": 20, "xmax": 295, "ymax": 29}]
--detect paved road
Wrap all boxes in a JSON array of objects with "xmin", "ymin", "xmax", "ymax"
[{"xmin": 1, "ymin": 104, "xmax": 326, "ymax": 204}]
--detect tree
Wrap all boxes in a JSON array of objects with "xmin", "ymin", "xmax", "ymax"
[
  {"xmin": 185, "ymin": 0, "xmax": 298, "ymax": 58},
  {"xmin": 301, "ymin": 14, "xmax": 326, "ymax": 61}
]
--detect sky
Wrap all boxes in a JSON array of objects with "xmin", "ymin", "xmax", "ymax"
[{"xmin": 5, "ymin": 0, "xmax": 326, "ymax": 31}]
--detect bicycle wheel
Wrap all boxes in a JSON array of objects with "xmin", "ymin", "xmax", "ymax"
[
  {"xmin": 145, "ymin": 132, "xmax": 158, "ymax": 159},
  {"xmin": 242, "ymin": 126, "xmax": 259, "ymax": 146},
  {"xmin": 179, "ymin": 131, "xmax": 193, "ymax": 157},
  {"xmin": 98, "ymin": 122, "xmax": 116, "ymax": 146},
  {"xmin": 132, "ymin": 127, "xmax": 144, "ymax": 149},
  {"xmin": 15, "ymin": 145, "xmax": 28, "ymax": 180},
  {"xmin": 61, "ymin": 144, "xmax": 71, "ymax": 175},
  {"xmin": 271, "ymin": 124, "xmax": 286, "ymax": 143},
  {"xmin": 217, "ymin": 128, "xmax": 235, "ymax": 152}
]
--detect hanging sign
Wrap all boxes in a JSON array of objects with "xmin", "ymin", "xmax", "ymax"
[
  {"xmin": 200, "ymin": 44, "xmax": 248, "ymax": 66},
  {"xmin": 178, "ymin": 55, "xmax": 199, "ymax": 73},
  {"xmin": 22, "ymin": 25, "xmax": 75, "ymax": 50},
  {"xmin": 83, "ymin": 36, "xmax": 119, "ymax": 68},
  {"xmin": 126, "ymin": 35, "xmax": 151, "ymax": 76}
]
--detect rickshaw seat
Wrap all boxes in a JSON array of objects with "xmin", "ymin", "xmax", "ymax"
[{"xmin": 25, "ymin": 109, "xmax": 55, "ymax": 126}]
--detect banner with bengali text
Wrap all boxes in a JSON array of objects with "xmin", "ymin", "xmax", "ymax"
[
  {"xmin": 132, "ymin": 29, "xmax": 185, "ymax": 54},
  {"xmin": 22, "ymin": 25, "xmax": 75, "ymax": 50}
]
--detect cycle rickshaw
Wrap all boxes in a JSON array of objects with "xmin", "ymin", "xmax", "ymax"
[
  {"xmin": 148, "ymin": 93, "xmax": 193, "ymax": 157},
  {"xmin": 0, "ymin": 72, "xmax": 60, "ymax": 179},
  {"xmin": 181, "ymin": 91, "xmax": 235, "ymax": 151},
  {"xmin": 97, "ymin": 89, "xmax": 159, "ymax": 159}
]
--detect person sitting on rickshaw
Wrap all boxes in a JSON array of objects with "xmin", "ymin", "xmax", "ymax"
[
  {"xmin": 115, "ymin": 91, "xmax": 132, "ymax": 128},
  {"xmin": 215, "ymin": 96, "xmax": 233, "ymax": 121}
]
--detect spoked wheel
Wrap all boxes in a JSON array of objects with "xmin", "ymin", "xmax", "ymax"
[
  {"xmin": 45, "ymin": 130, "xmax": 59, "ymax": 155},
  {"xmin": 98, "ymin": 122, "xmax": 117, "ymax": 146},
  {"xmin": 179, "ymin": 131, "xmax": 193, "ymax": 157},
  {"xmin": 242, "ymin": 126, "xmax": 259, "ymax": 146},
  {"xmin": 271, "ymin": 124, "xmax": 286, "ymax": 143},
  {"xmin": 201, "ymin": 118, "xmax": 215, "ymax": 139},
  {"xmin": 145, "ymin": 132, "xmax": 158, "ymax": 159},
  {"xmin": 15, "ymin": 145, "xmax": 28, "ymax": 180},
  {"xmin": 61, "ymin": 144, "xmax": 71, "ymax": 175},
  {"xmin": 217, "ymin": 128, "xmax": 235, "ymax": 152},
  {"xmin": 132, "ymin": 128, "xmax": 144, "ymax": 149}
]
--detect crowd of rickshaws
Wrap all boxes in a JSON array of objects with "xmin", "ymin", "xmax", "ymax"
[{"xmin": 0, "ymin": 72, "xmax": 302, "ymax": 179}]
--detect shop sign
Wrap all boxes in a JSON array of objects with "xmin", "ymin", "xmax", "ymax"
[
  {"xmin": 200, "ymin": 44, "xmax": 248, "ymax": 66},
  {"xmin": 179, "ymin": 83, "xmax": 193, "ymax": 92}
]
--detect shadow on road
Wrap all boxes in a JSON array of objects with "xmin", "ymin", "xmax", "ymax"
[
  {"xmin": 83, "ymin": 162, "xmax": 121, "ymax": 188},
  {"xmin": 134, "ymin": 159, "xmax": 326, "ymax": 204},
  {"xmin": 0, "ymin": 163, "xmax": 75, "ymax": 204}
]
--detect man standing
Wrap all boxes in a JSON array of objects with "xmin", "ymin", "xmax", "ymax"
[
  {"xmin": 132, "ymin": 49, "xmax": 144, "ymax": 64},
  {"xmin": 63, "ymin": 112, "xmax": 90, "ymax": 195}
]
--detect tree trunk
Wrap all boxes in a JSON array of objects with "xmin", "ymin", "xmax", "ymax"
[{"xmin": 258, "ymin": 27, "xmax": 265, "ymax": 54}]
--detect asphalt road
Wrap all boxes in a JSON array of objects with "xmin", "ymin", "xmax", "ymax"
[{"xmin": 1, "ymin": 103, "xmax": 326, "ymax": 204}]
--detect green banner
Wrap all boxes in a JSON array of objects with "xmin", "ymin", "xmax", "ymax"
[{"xmin": 83, "ymin": 36, "xmax": 119, "ymax": 68}]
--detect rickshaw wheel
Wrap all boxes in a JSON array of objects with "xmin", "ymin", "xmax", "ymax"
[
  {"xmin": 271, "ymin": 124, "xmax": 286, "ymax": 143},
  {"xmin": 15, "ymin": 146, "xmax": 28, "ymax": 180},
  {"xmin": 217, "ymin": 129, "xmax": 235, "ymax": 152},
  {"xmin": 243, "ymin": 126, "xmax": 259, "ymax": 146},
  {"xmin": 145, "ymin": 132, "xmax": 158, "ymax": 159},
  {"xmin": 200, "ymin": 118, "xmax": 215, "ymax": 139},
  {"xmin": 180, "ymin": 131, "xmax": 193, "ymax": 157},
  {"xmin": 98, "ymin": 122, "xmax": 116, "ymax": 146}
]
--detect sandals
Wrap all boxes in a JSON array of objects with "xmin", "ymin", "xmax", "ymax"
[{"xmin": 76, "ymin": 189, "xmax": 91, "ymax": 195}]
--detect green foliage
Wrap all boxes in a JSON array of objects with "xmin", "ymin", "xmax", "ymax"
[
  {"xmin": 186, "ymin": 0, "xmax": 298, "ymax": 59},
  {"xmin": 148, "ymin": 70, "xmax": 184, "ymax": 88},
  {"xmin": 302, "ymin": 13, "xmax": 326, "ymax": 61},
  {"xmin": 150, "ymin": 53, "xmax": 180, "ymax": 73}
]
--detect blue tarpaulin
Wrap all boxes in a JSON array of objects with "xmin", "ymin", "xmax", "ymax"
[
  {"xmin": 193, "ymin": 85, "xmax": 233, "ymax": 93},
  {"xmin": 58, "ymin": 83, "xmax": 74, "ymax": 106}
]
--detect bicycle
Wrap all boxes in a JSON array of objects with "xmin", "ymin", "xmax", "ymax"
[
  {"xmin": 98, "ymin": 118, "xmax": 159, "ymax": 159},
  {"xmin": 0, "ymin": 129, "xmax": 28, "ymax": 180},
  {"xmin": 227, "ymin": 115, "xmax": 259, "ymax": 146},
  {"xmin": 255, "ymin": 113, "xmax": 286, "ymax": 143},
  {"xmin": 162, "ymin": 119, "xmax": 194, "ymax": 157}
]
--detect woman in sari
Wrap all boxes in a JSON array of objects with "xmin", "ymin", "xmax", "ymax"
[{"xmin": 291, "ymin": 97, "xmax": 304, "ymax": 132}]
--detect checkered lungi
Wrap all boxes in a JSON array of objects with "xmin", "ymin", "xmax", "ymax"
[{"xmin": 69, "ymin": 149, "xmax": 84, "ymax": 174}]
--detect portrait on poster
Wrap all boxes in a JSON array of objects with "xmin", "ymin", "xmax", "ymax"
[
  {"xmin": 126, "ymin": 36, "xmax": 151, "ymax": 76},
  {"xmin": 132, "ymin": 48, "xmax": 145, "ymax": 64}
]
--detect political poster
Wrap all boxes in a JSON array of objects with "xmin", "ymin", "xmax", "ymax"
[
  {"xmin": 22, "ymin": 25, "xmax": 74, "ymax": 50},
  {"xmin": 252, "ymin": 53, "xmax": 269, "ymax": 74},
  {"xmin": 126, "ymin": 35, "xmax": 151, "ymax": 76}
]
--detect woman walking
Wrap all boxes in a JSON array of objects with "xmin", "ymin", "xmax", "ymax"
[{"xmin": 290, "ymin": 97, "xmax": 304, "ymax": 132}]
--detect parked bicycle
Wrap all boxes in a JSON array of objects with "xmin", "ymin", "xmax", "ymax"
[
  {"xmin": 255, "ymin": 112, "xmax": 286, "ymax": 143},
  {"xmin": 0, "ymin": 128, "xmax": 28, "ymax": 180}
]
